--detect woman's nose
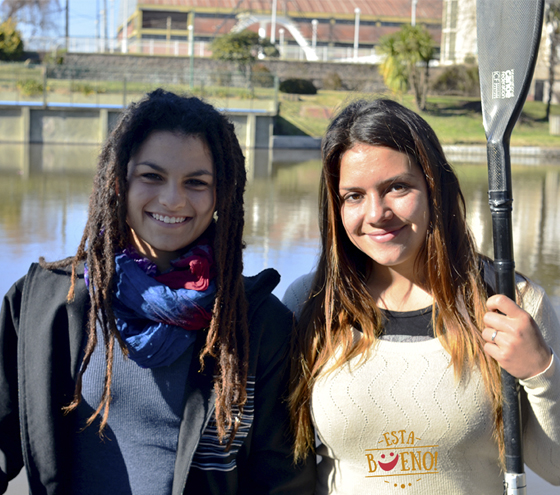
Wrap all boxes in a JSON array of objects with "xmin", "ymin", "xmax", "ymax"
[
  {"xmin": 364, "ymin": 195, "xmax": 391, "ymax": 224},
  {"xmin": 159, "ymin": 183, "xmax": 187, "ymax": 210}
]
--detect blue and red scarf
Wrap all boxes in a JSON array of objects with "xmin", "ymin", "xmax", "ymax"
[{"xmin": 103, "ymin": 241, "xmax": 216, "ymax": 368}]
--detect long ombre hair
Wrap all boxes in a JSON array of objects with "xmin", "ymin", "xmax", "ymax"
[
  {"xmin": 289, "ymin": 99, "xmax": 503, "ymax": 461},
  {"xmin": 41, "ymin": 89, "xmax": 249, "ymax": 447}
]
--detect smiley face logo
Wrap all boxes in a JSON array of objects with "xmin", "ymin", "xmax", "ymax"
[{"xmin": 378, "ymin": 452, "xmax": 399, "ymax": 471}]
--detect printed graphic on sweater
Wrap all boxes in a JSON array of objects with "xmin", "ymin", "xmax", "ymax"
[{"xmin": 364, "ymin": 430, "xmax": 439, "ymax": 489}]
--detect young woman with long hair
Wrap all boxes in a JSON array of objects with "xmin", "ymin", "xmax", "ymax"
[
  {"xmin": 284, "ymin": 99, "xmax": 560, "ymax": 494},
  {"xmin": 0, "ymin": 89, "xmax": 315, "ymax": 494}
]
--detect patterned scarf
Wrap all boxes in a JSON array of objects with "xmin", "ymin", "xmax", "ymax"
[{"xmin": 108, "ymin": 242, "xmax": 216, "ymax": 368}]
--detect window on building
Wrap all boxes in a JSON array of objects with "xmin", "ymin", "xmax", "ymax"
[
  {"xmin": 442, "ymin": 0, "xmax": 458, "ymax": 63},
  {"xmin": 142, "ymin": 10, "xmax": 190, "ymax": 30}
]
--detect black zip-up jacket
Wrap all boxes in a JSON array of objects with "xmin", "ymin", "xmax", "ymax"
[{"xmin": 0, "ymin": 263, "xmax": 315, "ymax": 494}]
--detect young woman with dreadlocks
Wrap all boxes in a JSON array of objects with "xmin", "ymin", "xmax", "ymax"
[
  {"xmin": 0, "ymin": 89, "xmax": 315, "ymax": 494},
  {"xmin": 283, "ymin": 99, "xmax": 560, "ymax": 494}
]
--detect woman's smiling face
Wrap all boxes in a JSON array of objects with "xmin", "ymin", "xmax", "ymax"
[
  {"xmin": 126, "ymin": 131, "xmax": 216, "ymax": 271},
  {"xmin": 339, "ymin": 144, "xmax": 430, "ymax": 279}
]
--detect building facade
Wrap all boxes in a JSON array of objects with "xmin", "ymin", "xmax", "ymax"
[
  {"xmin": 440, "ymin": 0, "xmax": 558, "ymax": 102},
  {"xmin": 440, "ymin": 0, "xmax": 476, "ymax": 64},
  {"xmin": 117, "ymin": 0, "xmax": 443, "ymax": 61}
]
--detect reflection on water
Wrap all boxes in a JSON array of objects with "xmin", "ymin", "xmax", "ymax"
[
  {"xmin": 1, "ymin": 144, "xmax": 560, "ymax": 310},
  {"xmin": 1, "ymin": 144, "xmax": 560, "ymax": 494},
  {"xmin": 459, "ymin": 165, "xmax": 560, "ymax": 309}
]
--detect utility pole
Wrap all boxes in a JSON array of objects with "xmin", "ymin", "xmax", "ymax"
[
  {"xmin": 96, "ymin": 0, "xmax": 100, "ymax": 52},
  {"xmin": 104, "ymin": 0, "xmax": 108, "ymax": 52},
  {"xmin": 189, "ymin": 12, "xmax": 196, "ymax": 88},
  {"xmin": 110, "ymin": 0, "xmax": 115, "ymax": 52},
  {"xmin": 65, "ymin": 0, "xmax": 69, "ymax": 50},
  {"xmin": 353, "ymin": 8, "xmax": 361, "ymax": 61},
  {"xmin": 311, "ymin": 19, "xmax": 318, "ymax": 49},
  {"xmin": 270, "ymin": 0, "xmax": 278, "ymax": 43},
  {"xmin": 122, "ymin": 0, "xmax": 129, "ymax": 53}
]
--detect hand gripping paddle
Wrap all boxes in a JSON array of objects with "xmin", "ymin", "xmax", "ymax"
[{"xmin": 476, "ymin": 1, "xmax": 545, "ymax": 494}]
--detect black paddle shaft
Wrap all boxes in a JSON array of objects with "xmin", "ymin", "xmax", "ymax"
[{"xmin": 477, "ymin": 0, "xmax": 544, "ymax": 477}]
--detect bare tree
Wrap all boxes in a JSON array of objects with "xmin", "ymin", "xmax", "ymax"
[
  {"xmin": 545, "ymin": 1, "xmax": 560, "ymax": 121},
  {"xmin": 1, "ymin": 0, "xmax": 62, "ymax": 35}
]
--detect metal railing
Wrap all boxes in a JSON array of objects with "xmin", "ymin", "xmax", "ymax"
[
  {"xmin": 0, "ymin": 62, "xmax": 279, "ymax": 110},
  {"xmin": 23, "ymin": 36, "xmax": 381, "ymax": 64}
]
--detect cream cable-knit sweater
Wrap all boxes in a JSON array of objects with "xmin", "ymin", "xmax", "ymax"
[{"xmin": 283, "ymin": 269, "xmax": 560, "ymax": 494}]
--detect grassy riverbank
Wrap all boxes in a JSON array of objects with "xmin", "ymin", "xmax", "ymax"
[
  {"xmin": 2, "ymin": 59, "xmax": 559, "ymax": 146},
  {"xmin": 276, "ymin": 92, "xmax": 560, "ymax": 147}
]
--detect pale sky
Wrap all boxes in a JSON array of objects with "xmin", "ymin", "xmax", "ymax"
[
  {"xmin": 16, "ymin": 0, "xmax": 123, "ymax": 39},
  {"xmin": 66, "ymin": 0, "xmax": 122, "ymax": 38}
]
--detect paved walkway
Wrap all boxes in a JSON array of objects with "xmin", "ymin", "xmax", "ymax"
[{"xmin": 272, "ymin": 136, "xmax": 560, "ymax": 165}]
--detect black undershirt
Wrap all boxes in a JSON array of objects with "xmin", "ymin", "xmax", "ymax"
[{"xmin": 380, "ymin": 306, "xmax": 434, "ymax": 339}]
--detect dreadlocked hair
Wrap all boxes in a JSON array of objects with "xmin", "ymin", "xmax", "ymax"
[
  {"xmin": 40, "ymin": 89, "xmax": 249, "ymax": 446},
  {"xmin": 289, "ymin": 99, "xmax": 504, "ymax": 464}
]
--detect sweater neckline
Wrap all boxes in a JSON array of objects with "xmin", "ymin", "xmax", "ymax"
[
  {"xmin": 350, "ymin": 327, "xmax": 445, "ymax": 354},
  {"xmin": 381, "ymin": 305, "xmax": 433, "ymax": 318}
]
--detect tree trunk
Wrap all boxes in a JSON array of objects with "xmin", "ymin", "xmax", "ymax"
[
  {"xmin": 410, "ymin": 65, "xmax": 422, "ymax": 112},
  {"xmin": 420, "ymin": 61, "xmax": 430, "ymax": 111},
  {"xmin": 546, "ymin": 30, "xmax": 557, "ymax": 122}
]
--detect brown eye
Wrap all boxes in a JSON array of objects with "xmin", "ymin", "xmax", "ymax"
[
  {"xmin": 344, "ymin": 193, "xmax": 363, "ymax": 203},
  {"xmin": 142, "ymin": 173, "xmax": 162, "ymax": 181},
  {"xmin": 186, "ymin": 179, "xmax": 209, "ymax": 188},
  {"xmin": 389, "ymin": 183, "xmax": 408, "ymax": 193}
]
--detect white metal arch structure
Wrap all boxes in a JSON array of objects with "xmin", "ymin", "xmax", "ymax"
[{"xmin": 232, "ymin": 13, "xmax": 319, "ymax": 61}]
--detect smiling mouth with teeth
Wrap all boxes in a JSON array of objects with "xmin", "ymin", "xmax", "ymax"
[{"xmin": 150, "ymin": 213, "xmax": 188, "ymax": 224}]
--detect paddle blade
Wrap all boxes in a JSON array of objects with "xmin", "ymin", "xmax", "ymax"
[{"xmin": 477, "ymin": 0, "xmax": 544, "ymax": 183}]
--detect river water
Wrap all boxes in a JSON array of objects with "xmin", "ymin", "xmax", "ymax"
[{"xmin": 1, "ymin": 144, "xmax": 559, "ymax": 493}]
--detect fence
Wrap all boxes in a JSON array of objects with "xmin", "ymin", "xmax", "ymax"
[
  {"xmin": 23, "ymin": 36, "xmax": 381, "ymax": 64},
  {"xmin": 0, "ymin": 62, "xmax": 279, "ymax": 110}
]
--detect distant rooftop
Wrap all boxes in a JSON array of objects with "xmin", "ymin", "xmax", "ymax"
[{"xmin": 134, "ymin": 0, "xmax": 442, "ymax": 21}]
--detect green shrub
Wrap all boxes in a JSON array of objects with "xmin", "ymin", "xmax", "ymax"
[
  {"xmin": 279, "ymin": 78, "xmax": 317, "ymax": 95},
  {"xmin": 16, "ymin": 79, "xmax": 43, "ymax": 96},
  {"xmin": 322, "ymin": 72, "xmax": 344, "ymax": 91},
  {"xmin": 70, "ymin": 82, "xmax": 98, "ymax": 96},
  {"xmin": 44, "ymin": 48, "xmax": 66, "ymax": 65},
  {"xmin": 251, "ymin": 64, "xmax": 274, "ymax": 88},
  {"xmin": 432, "ymin": 65, "xmax": 480, "ymax": 96},
  {"xmin": 210, "ymin": 71, "xmax": 233, "ymax": 87},
  {"xmin": 210, "ymin": 87, "xmax": 252, "ymax": 99},
  {"xmin": 0, "ymin": 19, "xmax": 24, "ymax": 61}
]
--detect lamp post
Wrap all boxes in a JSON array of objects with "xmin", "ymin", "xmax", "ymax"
[
  {"xmin": 353, "ymin": 7, "xmax": 361, "ymax": 62},
  {"xmin": 65, "ymin": 0, "xmax": 69, "ymax": 50},
  {"xmin": 270, "ymin": 0, "xmax": 278, "ymax": 44},
  {"xmin": 103, "ymin": 0, "xmax": 108, "ymax": 52},
  {"xmin": 411, "ymin": 0, "xmax": 418, "ymax": 26},
  {"xmin": 188, "ymin": 19, "xmax": 195, "ymax": 88},
  {"xmin": 311, "ymin": 19, "xmax": 318, "ymax": 50},
  {"xmin": 279, "ymin": 28, "xmax": 285, "ymax": 58},
  {"xmin": 110, "ymin": 0, "xmax": 115, "ymax": 52},
  {"xmin": 121, "ymin": 0, "xmax": 128, "ymax": 53}
]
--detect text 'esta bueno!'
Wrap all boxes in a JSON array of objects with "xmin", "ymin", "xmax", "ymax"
[{"xmin": 364, "ymin": 430, "xmax": 439, "ymax": 478}]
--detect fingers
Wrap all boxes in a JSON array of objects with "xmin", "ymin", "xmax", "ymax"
[
  {"xmin": 484, "ymin": 294, "xmax": 525, "ymax": 322},
  {"xmin": 483, "ymin": 294, "xmax": 552, "ymax": 380}
]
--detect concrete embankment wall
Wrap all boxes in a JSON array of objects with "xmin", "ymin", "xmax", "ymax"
[
  {"xmin": 63, "ymin": 53, "xmax": 393, "ymax": 92},
  {"xmin": 0, "ymin": 104, "xmax": 275, "ymax": 151},
  {"xmin": 0, "ymin": 106, "xmax": 120, "ymax": 145}
]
